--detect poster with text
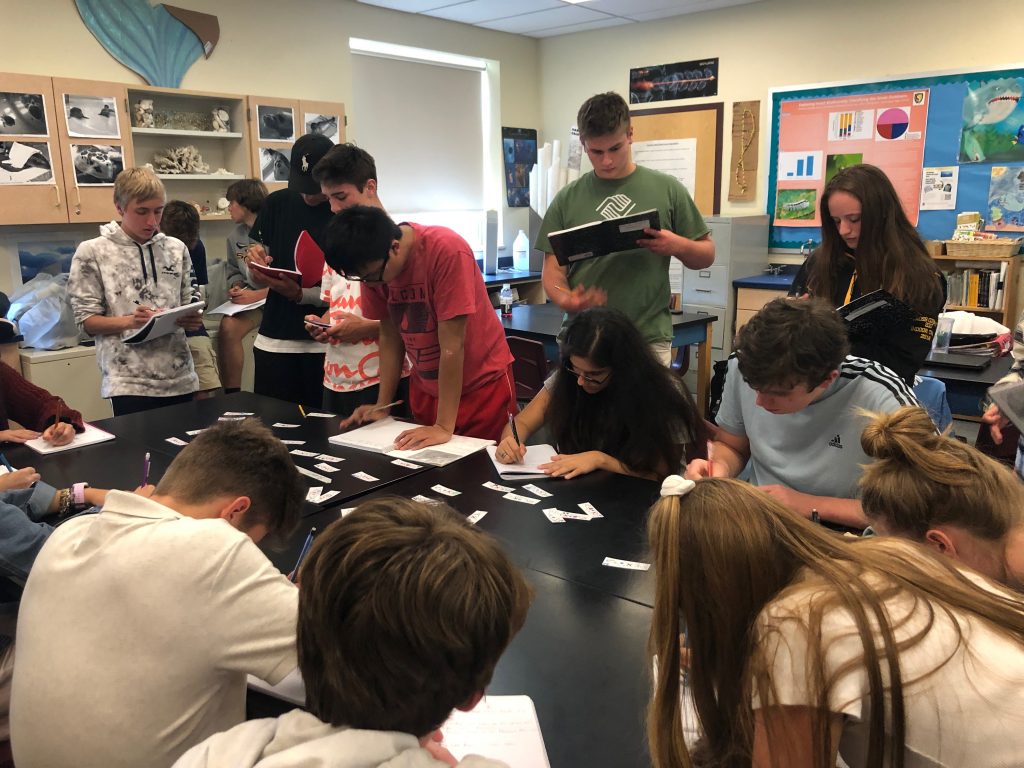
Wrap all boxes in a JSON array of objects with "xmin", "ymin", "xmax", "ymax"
[
  {"xmin": 774, "ymin": 89, "xmax": 929, "ymax": 226},
  {"xmin": 502, "ymin": 127, "xmax": 536, "ymax": 207},
  {"xmin": 987, "ymin": 165, "xmax": 1024, "ymax": 232}
]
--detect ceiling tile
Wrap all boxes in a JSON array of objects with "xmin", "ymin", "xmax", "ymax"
[
  {"xmin": 583, "ymin": 0, "xmax": 699, "ymax": 16},
  {"xmin": 356, "ymin": 0, "xmax": 460, "ymax": 12},
  {"xmin": 529, "ymin": 16, "xmax": 634, "ymax": 37},
  {"xmin": 477, "ymin": 4, "xmax": 611, "ymax": 34},
  {"xmin": 627, "ymin": 0, "xmax": 759, "ymax": 21},
  {"xmin": 428, "ymin": 0, "xmax": 565, "ymax": 23}
]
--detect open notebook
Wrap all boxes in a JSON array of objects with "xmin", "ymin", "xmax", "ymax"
[
  {"xmin": 329, "ymin": 417, "xmax": 493, "ymax": 467},
  {"xmin": 23, "ymin": 422, "xmax": 115, "ymax": 454},
  {"xmin": 485, "ymin": 444, "xmax": 556, "ymax": 480},
  {"xmin": 123, "ymin": 301, "xmax": 206, "ymax": 344},
  {"xmin": 248, "ymin": 672, "xmax": 550, "ymax": 767}
]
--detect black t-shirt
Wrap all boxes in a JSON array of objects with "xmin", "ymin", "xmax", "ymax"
[
  {"xmin": 250, "ymin": 190, "xmax": 332, "ymax": 341},
  {"xmin": 790, "ymin": 253, "xmax": 946, "ymax": 384}
]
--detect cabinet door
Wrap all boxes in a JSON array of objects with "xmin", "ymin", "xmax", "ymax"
[
  {"xmin": 0, "ymin": 73, "xmax": 69, "ymax": 224},
  {"xmin": 51, "ymin": 78, "xmax": 134, "ymax": 223},
  {"xmin": 248, "ymin": 95, "xmax": 300, "ymax": 193},
  {"xmin": 297, "ymin": 99, "xmax": 346, "ymax": 145}
]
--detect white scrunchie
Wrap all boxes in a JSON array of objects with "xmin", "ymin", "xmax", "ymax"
[{"xmin": 660, "ymin": 474, "xmax": 695, "ymax": 498}]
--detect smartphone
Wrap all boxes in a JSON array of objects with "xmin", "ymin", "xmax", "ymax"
[{"xmin": 305, "ymin": 319, "xmax": 331, "ymax": 329}]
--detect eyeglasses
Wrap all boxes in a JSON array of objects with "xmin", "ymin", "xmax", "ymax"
[
  {"xmin": 564, "ymin": 360, "xmax": 611, "ymax": 385},
  {"xmin": 346, "ymin": 251, "xmax": 390, "ymax": 283}
]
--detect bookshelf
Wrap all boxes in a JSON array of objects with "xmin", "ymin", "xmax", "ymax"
[{"xmin": 936, "ymin": 252, "xmax": 1022, "ymax": 328}]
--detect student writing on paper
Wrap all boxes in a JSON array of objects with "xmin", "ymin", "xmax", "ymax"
[
  {"xmin": 647, "ymin": 476, "xmax": 1024, "ymax": 768},
  {"xmin": 496, "ymin": 308, "xmax": 707, "ymax": 480},
  {"xmin": 859, "ymin": 406, "xmax": 1024, "ymax": 590},
  {"xmin": 538, "ymin": 91, "xmax": 714, "ymax": 365},
  {"xmin": 161, "ymin": 200, "xmax": 222, "ymax": 399},
  {"xmin": 173, "ymin": 497, "xmax": 532, "ymax": 768},
  {"xmin": 246, "ymin": 134, "xmax": 333, "ymax": 407},
  {"xmin": 325, "ymin": 206, "xmax": 517, "ymax": 448},
  {"xmin": 686, "ymin": 299, "xmax": 917, "ymax": 528},
  {"xmin": 789, "ymin": 164, "xmax": 945, "ymax": 383},
  {"xmin": 302, "ymin": 144, "xmax": 411, "ymax": 415},
  {"xmin": 0, "ymin": 362, "xmax": 83, "ymax": 446},
  {"xmin": 219, "ymin": 179, "xmax": 269, "ymax": 394},
  {"xmin": 67, "ymin": 167, "xmax": 202, "ymax": 416},
  {"xmin": 11, "ymin": 419, "xmax": 305, "ymax": 768}
]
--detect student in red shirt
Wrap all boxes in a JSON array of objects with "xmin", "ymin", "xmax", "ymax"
[{"xmin": 326, "ymin": 205, "xmax": 515, "ymax": 448}]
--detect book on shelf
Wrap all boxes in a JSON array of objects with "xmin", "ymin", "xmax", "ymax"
[{"xmin": 547, "ymin": 209, "xmax": 661, "ymax": 266}]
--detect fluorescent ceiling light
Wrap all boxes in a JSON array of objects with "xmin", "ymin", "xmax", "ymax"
[{"xmin": 349, "ymin": 37, "xmax": 486, "ymax": 71}]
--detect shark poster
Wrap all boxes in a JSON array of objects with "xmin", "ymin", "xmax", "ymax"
[{"xmin": 960, "ymin": 78, "xmax": 1024, "ymax": 163}]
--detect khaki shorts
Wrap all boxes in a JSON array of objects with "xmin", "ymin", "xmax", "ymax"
[{"xmin": 187, "ymin": 334, "xmax": 222, "ymax": 392}]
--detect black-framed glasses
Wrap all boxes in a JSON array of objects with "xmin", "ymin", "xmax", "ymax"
[
  {"xmin": 564, "ymin": 359, "xmax": 611, "ymax": 385},
  {"xmin": 346, "ymin": 251, "xmax": 390, "ymax": 283}
]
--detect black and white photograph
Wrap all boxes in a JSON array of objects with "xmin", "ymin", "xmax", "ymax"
[
  {"xmin": 0, "ymin": 92, "xmax": 47, "ymax": 136},
  {"xmin": 258, "ymin": 105, "xmax": 294, "ymax": 141},
  {"xmin": 260, "ymin": 146, "xmax": 290, "ymax": 182},
  {"xmin": 304, "ymin": 113, "xmax": 339, "ymax": 143},
  {"xmin": 64, "ymin": 94, "xmax": 120, "ymax": 138},
  {"xmin": 0, "ymin": 141, "xmax": 54, "ymax": 184},
  {"xmin": 71, "ymin": 143, "xmax": 124, "ymax": 185}
]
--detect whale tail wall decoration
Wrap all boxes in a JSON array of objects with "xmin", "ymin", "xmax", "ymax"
[{"xmin": 75, "ymin": 0, "xmax": 219, "ymax": 87}]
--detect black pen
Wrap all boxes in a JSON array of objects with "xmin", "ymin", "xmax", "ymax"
[
  {"xmin": 290, "ymin": 527, "xmax": 317, "ymax": 583},
  {"xmin": 508, "ymin": 412, "xmax": 521, "ymax": 446}
]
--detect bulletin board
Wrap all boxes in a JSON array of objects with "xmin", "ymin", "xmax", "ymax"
[
  {"xmin": 767, "ymin": 64, "xmax": 1024, "ymax": 249},
  {"xmin": 631, "ymin": 102, "xmax": 723, "ymax": 215}
]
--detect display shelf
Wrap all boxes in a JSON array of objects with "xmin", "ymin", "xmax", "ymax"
[
  {"xmin": 155, "ymin": 173, "xmax": 245, "ymax": 180},
  {"xmin": 132, "ymin": 128, "xmax": 243, "ymax": 139}
]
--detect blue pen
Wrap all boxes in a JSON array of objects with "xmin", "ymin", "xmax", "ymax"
[
  {"xmin": 290, "ymin": 527, "xmax": 318, "ymax": 583},
  {"xmin": 0, "ymin": 453, "xmax": 14, "ymax": 473}
]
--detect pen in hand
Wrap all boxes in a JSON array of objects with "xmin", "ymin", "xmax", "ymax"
[
  {"xmin": 142, "ymin": 452, "xmax": 151, "ymax": 487},
  {"xmin": 0, "ymin": 453, "xmax": 14, "ymax": 473},
  {"xmin": 508, "ymin": 412, "xmax": 521, "ymax": 446},
  {"xmin": 290, "ymin": 526, "xmax": 317, "ymax": 583}
]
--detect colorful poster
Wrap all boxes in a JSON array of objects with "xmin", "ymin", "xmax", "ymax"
[
  {"xmin": 959, "ymin": 78, "xmax": 1024, "ymax": 163},
  {"xmin": 629, "ymin": 58, "xmax": 718, "ymax": 104},
  {"xmin": 920, "ymin": 167, "xmax": 959, "ymax": 211},
  {"xmin": 501, "ymin": 127, "xmax": 536, "ymax": 208},
  {"xmin": 774, "ymin": 89, "xmax": 929, "ymax": 226},
  {"xmin": 987, "ymin": 165, "xmax": 1024, "ymax": 232}
]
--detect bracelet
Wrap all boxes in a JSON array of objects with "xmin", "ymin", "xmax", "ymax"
[
  {"xmin": 57, "ymin": 489, "xmax": 74, "ymax": 518},
  {"xmin": 72, "ymin": 482, "xmax": 89, "ymax": 508}
]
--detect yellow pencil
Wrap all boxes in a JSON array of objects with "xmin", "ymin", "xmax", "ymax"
[{"xmin": 299, "ymin": 404, "xmax": 306, "ymax": 418}]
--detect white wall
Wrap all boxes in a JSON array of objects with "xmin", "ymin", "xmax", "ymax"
[
  {"xmin": 538, "ymin": 0, "xmax": 1024, "ymax": 225},
  {"xmin": 1, "ymin": 0, "xmax": 541, "ymax": 292}
]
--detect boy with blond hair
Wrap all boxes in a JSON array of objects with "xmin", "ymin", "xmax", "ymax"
[
  {"xmin": 68, "ymin": 167, "xmax": 203, "ymax": 415},
  {"xmin": 173, "ymin": 497, "xmax": 532, "ymax": 767}
]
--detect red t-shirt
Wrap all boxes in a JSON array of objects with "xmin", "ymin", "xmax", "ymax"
[{"xmin": 362, "ymin": 223, "xmax": 513, "ymax": 398}]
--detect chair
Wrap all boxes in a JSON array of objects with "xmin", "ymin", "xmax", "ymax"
[
  {"xmin": 912, "ymin": 375, "xmax": 953, "ymax": 433},
  {"xmin": 506, "ymin": 336, "xmax": 550, "ymax": 403}
]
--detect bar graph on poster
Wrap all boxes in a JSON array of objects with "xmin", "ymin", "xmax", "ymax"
[{"xmin": 773, "ymin": 89, "xmax": 929, "ymax": 227}]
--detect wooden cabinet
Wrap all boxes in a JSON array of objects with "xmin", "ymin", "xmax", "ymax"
[
  {"xmin": 248, "ymin": 96, "xmax": 346, "ymax": 193},
  {"xmin": 0, "ymin": 73, "xmax": 130, "ymax": 225},
  {"xmin": 935, "ymin": 253, "xmax": 1022, "ymax": 329},
  {"xmin": 127, "ymin": 85, "xmax": 250, "ymax": 221},
  {"xmin": 735, "ymin": 287, "xmax": 788, "ymax": 335}
]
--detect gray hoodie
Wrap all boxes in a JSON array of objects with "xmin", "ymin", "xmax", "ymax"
[
  {"xmin": 172, "ymin": 710, "xmax": 510, "ymax": 768},
  {"xmin": 68, "ymin": 221, "xmax": 199, "ymax": 398}
]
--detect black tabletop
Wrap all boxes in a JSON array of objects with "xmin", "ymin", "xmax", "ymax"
[
  {"xmin": 917, "ymin": 353, "xmax": 1013, "ymax": 385},
  {"xmin": 498, "ymin": 303, "xmax": 713, "ymax": 338}
]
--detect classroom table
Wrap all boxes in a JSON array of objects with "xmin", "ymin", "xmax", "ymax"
[
  {"xmin": 918, "ymin": 354, "xmax": 1013, "ymax": 419},
  {"xmin": 7, "ymin": 392, "xmax": 661, "ymax": 768},
  {"xmin": 498, "ymin": 303, "xmax": 717, "ymax": 416}
]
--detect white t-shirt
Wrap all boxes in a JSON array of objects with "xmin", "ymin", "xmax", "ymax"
[
  {"xmin": 11, "ymin": 490, "xmax": 298, "ymax": 768},
  {"xmin": 320, "ymin": 265, "xmax": 381, "ymax": 392},
  {"xmin": 756, "ymin": 551, "xmax": 1024, "ymax": 767}
]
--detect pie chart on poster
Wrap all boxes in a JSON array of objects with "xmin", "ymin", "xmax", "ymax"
[{"xmin": 876, "ymin": 108, "xmax": 910, "ymax": 140}]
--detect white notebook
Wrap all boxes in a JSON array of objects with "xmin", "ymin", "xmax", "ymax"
[
  {"xmin": 123, "ymin": 300, "xmax": 206, "ymax": 344},
  {"xmin": 328, "ymin": 417, "xmax": 493, "ymax": 467},
  {"xmin": 24, "ymin": 422, "xmax": 115, "ymax": 454},
  {"xmin": 246, "ymin": 672, "xmax": 551, "ymax": 768},
  {"xmin": 206, "ymin": 297, "xmax": 266, "ymax": 316},
  {"xmin": 486, "ymin": 444, "xmax": 556, "ymax": 480}
]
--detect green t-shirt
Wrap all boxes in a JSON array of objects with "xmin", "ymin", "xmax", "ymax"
[{"xmin": 536, "ymin": 165, "xmax": 708, "ymax": 343}]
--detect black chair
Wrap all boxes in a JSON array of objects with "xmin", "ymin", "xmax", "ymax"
[{"xmin": 507, "ymin": 336, "xmax": 550, "ymax": 404}]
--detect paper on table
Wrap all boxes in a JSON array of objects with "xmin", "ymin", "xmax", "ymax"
[
  {"xmin": 485, "ymin": 444, "xmax": 556, "ymax": 480},
  {"xmin": 329, "ymin": 417, "xmax": 493, "ymax": 467},
  {"xmin": 23, "ymin": 423, "xmax": 115, "ymax": 454},
  {"xmin": 206, "ymin": 297, "xmax": 266, "ymax": 316},
  {"xmin": 442, "ymin": 695, "xmax": 551, "ymax": 767},
  {"xmin": 123, "ymin": 301, "xmax": 206, "ymax": 344}
]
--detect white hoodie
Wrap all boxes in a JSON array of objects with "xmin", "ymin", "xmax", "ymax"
[
  {"xmin": 68, "ymin": 221, "xmax": 199, "ymax": 398},
  {"xmin": 172, "ymin": 710, "xmax": 510, "ymax": 768}
]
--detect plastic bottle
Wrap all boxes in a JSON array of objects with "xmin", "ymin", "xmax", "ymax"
[
  {"xmin": 512, "ymin": 230, "xmax": 530, "ymax": 271},
  {"xmin": 500, "ymin": 283, "xmax": 514, "ymax": 316}
]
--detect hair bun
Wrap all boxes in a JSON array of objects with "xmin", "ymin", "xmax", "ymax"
[{"xmin": 860, "ymin": 406, "xmax": 937, "ymax": 461}]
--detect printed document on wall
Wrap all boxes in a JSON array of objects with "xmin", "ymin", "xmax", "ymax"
[{"xmin": 633, "ymin": 138, "xmax": 697, "ymax": 197}]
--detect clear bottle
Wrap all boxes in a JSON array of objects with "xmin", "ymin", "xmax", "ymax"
[{"xmin": 499, "ymin": 283, "xmax": 514, "ymax": 316}]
